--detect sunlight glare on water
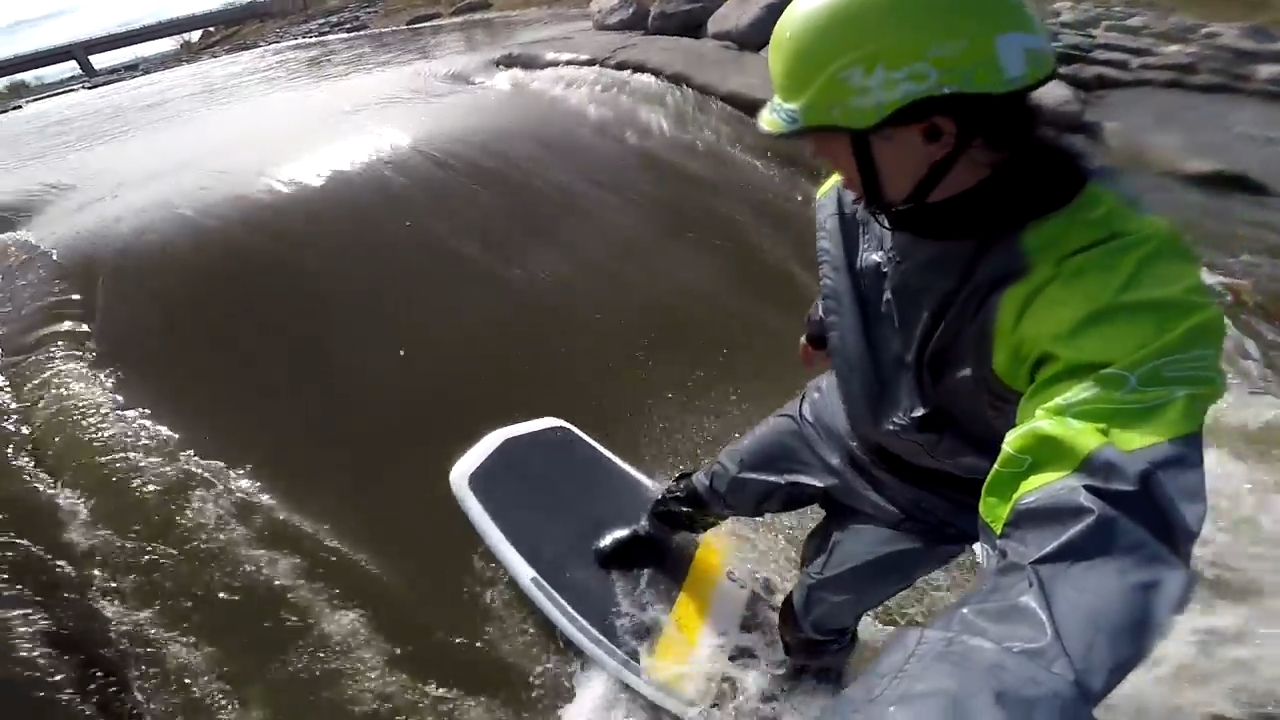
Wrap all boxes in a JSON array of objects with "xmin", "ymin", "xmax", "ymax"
[{"xmin": 264, "ymin": 129, "xmax": 415, "ymax": 192}]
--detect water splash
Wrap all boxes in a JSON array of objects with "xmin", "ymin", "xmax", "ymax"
[{"xmin": 481, "ymin": 65, "xmax": 793, "ymax": 183}]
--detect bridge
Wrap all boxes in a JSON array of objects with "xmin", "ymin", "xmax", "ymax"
[{"xmin": 0, "ymin": 1, "xmax": 302, "ymax": 80}]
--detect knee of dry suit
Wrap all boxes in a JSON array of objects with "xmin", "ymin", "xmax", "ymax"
[{"xmin": 776, "ymin": 593, "xmax": 858, "ymax": 671}]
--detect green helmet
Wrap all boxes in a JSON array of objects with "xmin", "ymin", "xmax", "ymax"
[{"xmin": 757, "ymin": 0, "xmax": 1057, "ymax": 136}]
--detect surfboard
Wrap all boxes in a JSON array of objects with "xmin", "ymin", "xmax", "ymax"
[{"xmin": 448, "ymin": 417, "xmax": 781, "ymax": 718}]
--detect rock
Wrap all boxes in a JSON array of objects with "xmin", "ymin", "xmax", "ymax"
[
  {"xmin": 1173, "ymin": 73, "xmax": 1241, "ymax": 94},
  {"xmin": 1054, "ymin": 8, "xmax": 1103, "ymax": 33},
  {"xmin": 1057, "ymin": 64, "xmax": 1136, "ymax": 91},
  {"xmin": 1098, "ymin": 5, "xmax": 1142, "ymax": 22},
  {"xmin": 1053, "ymin": 32, "xmax": 1095, "ymax": 62},
  {"xmin": 1195, "ymin": 24, "xmax": 1229, "ymax": 42},
  {"xmin": 1203, "ymin": 28, "xmax": 1280, "ymax": 64},
  {"xmin": 1055, "ymin": 46, "xmax": 1094, "ymax": 65},
  {"xmin": 1148, "ymin": 17, "xmax": 1206, "ymax": 45},
  {"xmin": 1127, "ymin": 68, "xmax": 1198, "ymax": 89},
  {"xmin": 1255, "ymin": 64, "xmax": 1280, "ymax": 87},
  {"xmin": 1248, "ymin": 78, "xmax": 1280, "ymax": 99},
  {"xmin": 405, "ymin": 10, "xmax": 443, "ymax": 25},
  {"xmin": 1052, "ymin": 29, "xmax": 1095, "ymax": 47},
  {"xmin": 705, "ymin": 0, "xmax": 790, "ymax": 52},
  {"xmin": 1085, "ymin": 49, "xmax": 1141, "ymax": 70},
  {"xmin": 1130, "ymin": 52, "xmax": 1199, "ymax": 74},
  {"xmin": 1159, "ymin": 42, "xmax": 1199, "ymax": 56},
  {"xmin": 648, "ymin": 0, "xmax": 726, "ymax": 38},
  {"xmin": 1097, "ymin": 17, "xmax": 1150, "ymax": 37},
  {"xmin": 1030, "ymin": 79, "xmax": 1087, "ymax": 132},
  {"xmin": 591, "ymin": 0, "xmax": 649, "ymax": 32},
  {"xmin": 449, "ymin": 0, "xmax": 492, "ymax": 16},
  {"xmin": 1233, "ymin": 23, "xmax": 1280, "ymax": 45},
  {"xmin": 1193, "ymin": 47, "xmax": 1262, "ymax": 81},
  {"xmin": 1092, "ymin": 31, "xmax": 1164, "ymax": 57}
]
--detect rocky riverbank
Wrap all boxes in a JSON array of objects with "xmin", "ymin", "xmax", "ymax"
[
  {"xmin": 95, "ymin": 0, "xmax": 1276, "ymax": 196},
  {"xmin": 583, "ymin": 0, "xmax": 1280, "ymax": 99},
  {"xmin": 482, "ymin": 0, "xmax": 1277, "ymax": 196},
  {"xmin": 1049, "ymin": 3, "xmax": 1280, "ymax": 96},
  {"xmin": 192, "ymin": 0, "xmax": 503, "ymax": 57},
  {"xmin": 192, "ymin": 0, "xmax": 1280, "ymax": 103}
]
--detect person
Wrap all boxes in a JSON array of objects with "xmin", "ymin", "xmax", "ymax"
[{"xmin": 593, "ymin": 0, "xmax": 1230, "ymax": 716}]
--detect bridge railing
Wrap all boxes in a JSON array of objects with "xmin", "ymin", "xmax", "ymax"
[{"xmin": 0, "ymin": 1, "xmax": 279, "ymax": 63}]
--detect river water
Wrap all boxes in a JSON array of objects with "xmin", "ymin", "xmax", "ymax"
[{"xmin": 0, "ymin": 9, "xmax": 1278, "ymax": 720}]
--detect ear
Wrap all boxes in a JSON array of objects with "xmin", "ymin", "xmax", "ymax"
[{"xmin": 919, "ymin": 116, "xmax": 958, "ymax": 160}]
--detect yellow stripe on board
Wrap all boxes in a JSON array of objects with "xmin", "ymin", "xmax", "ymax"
[{"xmin": 642, "ymin": 533, "xmax": 729, "ymax": 701}]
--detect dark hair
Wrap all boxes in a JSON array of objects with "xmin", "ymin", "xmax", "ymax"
[{"xmin": 876, "ymin": 89, "xmax": 1061, "ymax": 156}]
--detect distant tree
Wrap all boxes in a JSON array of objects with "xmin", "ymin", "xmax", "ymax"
[
  {"xmin": 0, "ymin": 78, "xmax": 33, "ymax": 101},
  {"xmin": 171, "ymin": 31, "xmax": 201, "ymax": 54}
]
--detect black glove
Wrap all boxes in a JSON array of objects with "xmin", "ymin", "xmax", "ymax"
[
  {"xmin": 594, "ymin": 472, "xmax": 727, "ymax": 571},
  {"xmin": 804, "ymin": 298, "xmax": 828, "ymax": 352},
  {"xmin": 648, "ymin": 471, "xmax": 727, "ymax": 535},
  {"xmin": 592, "ymin": 519, "xmax": 672, "ymax": 571}
]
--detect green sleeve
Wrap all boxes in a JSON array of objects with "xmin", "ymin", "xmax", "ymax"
[{"xmin": 982, "ymin": 183, "xmax": 1226, "ymax": 532}]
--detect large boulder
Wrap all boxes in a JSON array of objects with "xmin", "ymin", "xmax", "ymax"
[
  {"xmin": 591, "ymin": 0, "xmax": 649, "ymax": 32},
  {"xmin": 648, "ymin": 0, "xmax": 726, "ymax": 38},
  {"xmin": 405, "ymin": 10, "xmax": 443, "ymax": 25},
  {"xmin": 704, "ymin": 0, "xmax": 790, "ymax": 52},
  {"xmin": 1201, "ymin": 25, "xmax": 1280, "ymax": 64},
  {"xmin": 449, "ymin": 0, "xmax": 492, "ymax": 16},
  {"xmin": 1255, "ymin": 64, "xmax": 1280, "ymax": 90}
]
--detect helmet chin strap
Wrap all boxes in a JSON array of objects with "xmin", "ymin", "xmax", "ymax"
[
  {"xmin": 848, "ymin": 132, "xmax": 886, "ymax": 213},
  {"xmin": 847, "ymin": 128, "xmax": 975, "ymax": 223}
]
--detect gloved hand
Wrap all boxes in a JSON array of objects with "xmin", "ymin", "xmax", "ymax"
[
  {"xmin": 799, "ymin": 334, "xmax": 829, "ymax": 369},
  {"xmin": 594, "ymin": 471, "xmax": 727, "ymax": 571},
  {"xmin": 801, "ymin": 297, "xmax": 829, "ymax": 370},
  {"xmin": 593, "ymin": 519, "xmax": 672, "ymax": 571}
]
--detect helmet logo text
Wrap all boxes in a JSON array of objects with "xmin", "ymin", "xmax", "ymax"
[
  {"xmin": 994, "ymin": 31, "xmax": 1052, "ymax": 79},
  {"xmin": 764, "ymin": 97, "xmax": 803, "ymax": 131},
  {"xmin": 839, "ymin": 62, "xmax": 939, "ymax": 109}
]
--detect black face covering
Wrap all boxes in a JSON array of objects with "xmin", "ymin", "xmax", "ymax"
[
  {"xmin": 847, "ymin": 127, "xmax": 975, "ymax": 228},
  {"xmin": 888, "ymin": 139, "xmax": 1090, "ymax": 241}
]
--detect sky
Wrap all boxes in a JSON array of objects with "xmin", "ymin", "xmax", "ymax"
[{"xmin": 0, "ymin": 0, "xmax": 238, "ymax": 83}]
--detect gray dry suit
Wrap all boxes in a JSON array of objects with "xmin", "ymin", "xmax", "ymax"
[{"xmin": 677, "ymin": 143, "xmax": 1227, "ymax": 718}]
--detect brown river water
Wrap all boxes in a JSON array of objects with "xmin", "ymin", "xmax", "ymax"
[{"xmin": 1, "ymin": 9, "xmax": 1280, "ymax": 720}]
